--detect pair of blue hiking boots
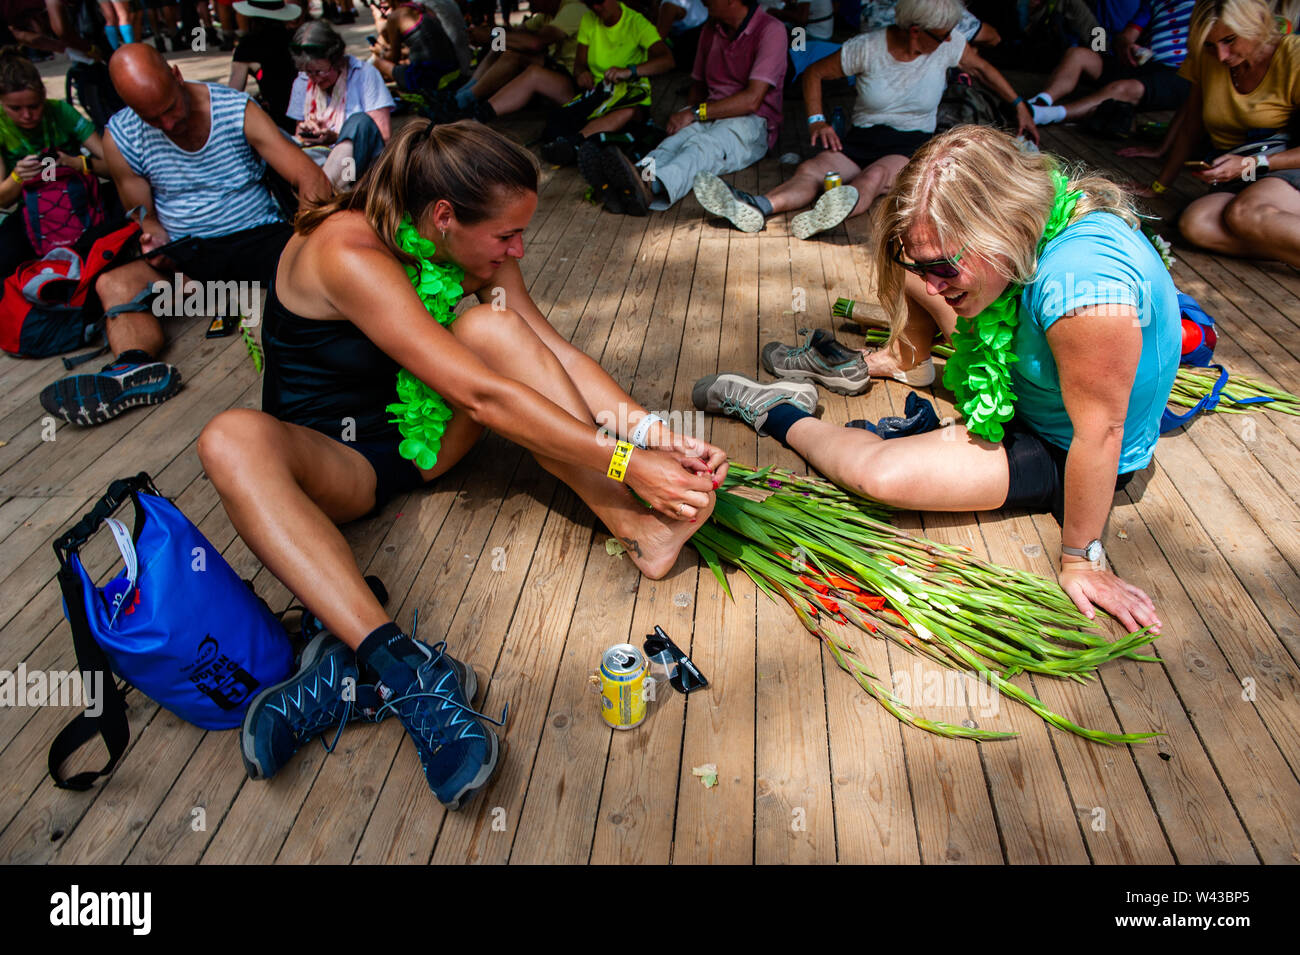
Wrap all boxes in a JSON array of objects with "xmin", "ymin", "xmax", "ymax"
[{"xmin": 240, "ymin": 631, "xmax": 505, "ymax": 811}]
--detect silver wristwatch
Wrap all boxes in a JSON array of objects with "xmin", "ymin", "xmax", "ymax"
[
  {"xmin": 1255, "ymin": 152, "xmax": 1271, "ymax": 174},
  {"xmin": 1062, "ymin": 539, "xmax": 1104, "ymax": 562}
]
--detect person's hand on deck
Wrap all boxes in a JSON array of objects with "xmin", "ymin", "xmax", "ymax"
[
  {"xmin": 1015, "ymin": 103, "xmax": 1039, "ymax": 145},
  {"xmin": 1059, "ymin": 558, "xmax": 1162, "ymax": 635},
  {"xmin": 810, "ymin": 120, "xmax": 841, "ymax": 151},
  {"xmin": 667, "ymin": 108, "xmax": 697, "ymax": 135}
]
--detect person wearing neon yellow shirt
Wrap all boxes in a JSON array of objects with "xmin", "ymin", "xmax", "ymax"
[{"xmin": 536, "ymin": 0, "xmax": 674, "ymax": 165}]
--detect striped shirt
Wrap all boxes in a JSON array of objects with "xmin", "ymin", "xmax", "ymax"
[
  {"xmin": 108, "ymin": 83, "xmax": 282, "ymax": 240},
  {"xmin": 1129, "ymin": 0, "xmax": 1195, "ymax": 68}
]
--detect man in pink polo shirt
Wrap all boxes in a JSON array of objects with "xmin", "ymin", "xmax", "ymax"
[{"xmin": 581, "ymin": 0, "xmax": 787, "ymax": 215}]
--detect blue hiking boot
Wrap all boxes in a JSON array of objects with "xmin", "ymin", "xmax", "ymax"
[
  {"xmin": 373, "ymin": 640, "xmax": 506, "ymax": 811},
  {"xmin": 39, "ymin": 354, "xmax": 181, "ymax": 426}
]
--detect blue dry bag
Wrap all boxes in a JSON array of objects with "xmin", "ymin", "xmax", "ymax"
[{"xmin": 48, "ymin": 473, "xmax": 293, "ymax": 790}]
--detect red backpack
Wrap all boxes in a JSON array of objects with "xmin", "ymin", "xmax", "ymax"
[{"xmin": 0, "ymin": 219, "xmax": 140, "ymax": 361}]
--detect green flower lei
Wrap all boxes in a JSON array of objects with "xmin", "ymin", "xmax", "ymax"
[
  {"xmin": 940, "ymin": 169, "xmax": 1082, "ymax": 443},
  {"xmin": 385, "ymin": 215, "xmax": 465, "ymax": 470}
]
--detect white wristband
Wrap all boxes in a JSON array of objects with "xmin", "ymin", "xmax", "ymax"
[
  {"xmin": 807, "ymin": 113, "xmax": 826, "ymax": 125},
  {"xmin": 630, "ymin": 413, "xmax": 664, "ymax": 450}
]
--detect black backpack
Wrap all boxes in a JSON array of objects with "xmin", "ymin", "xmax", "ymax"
[
  {"xmin": 936, "ymin": 69, "xmax": 1005, "ymax": 133},
  {"xmin": 65, "ymin": 60, "xmax": 126, "ymax": 133}
]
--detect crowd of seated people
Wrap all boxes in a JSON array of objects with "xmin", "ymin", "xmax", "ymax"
[
  {"xmin": 2, "ymin": 0, "xmax": 1299, "ymax": 425},
  {"xmin": 4, "ymin": 0, "xmax": 1300, "ymax": 813}
]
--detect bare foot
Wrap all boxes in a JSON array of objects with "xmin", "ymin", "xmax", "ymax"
[
  {"xmin": 610, "ymin": 492, "xmax": 716, "ymax": 580},
  {"xmin": 861, "ymin": 345, "xmax": 924, "ymax": 378}
]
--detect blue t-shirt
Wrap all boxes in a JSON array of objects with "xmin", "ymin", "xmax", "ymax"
[{"xmin": 1014, "ymin": 211, "xmax": 1181, "ymax": 474}]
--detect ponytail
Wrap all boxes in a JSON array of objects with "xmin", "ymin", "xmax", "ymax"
[{"xmin": 295, "ymin": 120, "xmax": 540, "ymax": 267}]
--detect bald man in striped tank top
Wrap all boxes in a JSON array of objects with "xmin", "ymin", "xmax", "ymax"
[{"xmin": 40, "ymin": 44, "xmax": 331, "ymax": 428}]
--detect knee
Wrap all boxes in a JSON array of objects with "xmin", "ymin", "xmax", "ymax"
[
  {"xmin": 95, "ymin": 263, "xmax": 153, "ymax": 303},
  {"xmin": 198, "ymin": 409, "xmax": 280, "ymax": 484},
  {"xmin": 846, "ymin": 455, "xmax": 912, "ymax": 505},
  {"xmin": 451, "ymin": 303, "xmax": 535, "ymax": 352},
  {"xmin": 1108, "ymin": 79, "xmax": 1144, "ymax": 103},
  {"xmin": 1178, "ymin": 203, "xmax": 1220, "ymax": 247},
  {"xmin": 1222, "ymin": 195, "xmax": 1267, "ymax": 238}
]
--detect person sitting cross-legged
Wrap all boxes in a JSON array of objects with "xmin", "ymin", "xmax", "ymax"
[
  {"xmin": 580, "ymin": 0, "xmax": 787, "ymax": 215},
  {"xmin": 38, "ymin": 43, "xmax": 329, "ymax": 427},
  {"xmin": 535, "ymin": 0, "xmax": 675, "ymax": 166},
  {"xmin": 693, "ymin": 0, "xmax": 1036, "ymax": 240}
]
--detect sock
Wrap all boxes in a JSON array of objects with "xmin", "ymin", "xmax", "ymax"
[
  {"xmin": 114, "ymin": 348, "xmax": 155, "ymax": 366},
  {"xmin": 356, "ymin": 622, "xmax": 424, "ymax": 687},
  {"xmin": 1030, "ymin": 91, "xmax": 1052, "ymax": 106},
  {"xmin": 475, "ymin": 100, "xmax": 496, "ymax": 122},
  {"xmin": 760, "ymin": 401, "xmax": 812, "ymax": 445},
  {"xmin": 119, "ymin": 23, "xmax": 135, "ymax": 43},
  {"xmin": 454, "ymin": 83, "xmax": 478, "ymax": 109},
  {"xmin": 1032, "ymin": 103, "xmax": 1067, "ymax": 125},
  {"xmin": 104, "ymin": 24, "xmax": 122, "ymax": 49},
  {"xmin": 749, "ymin": 194, "xmax": 774, "ymax": 216},
  {"xmin": 649, "ymin": 178, "xmax": 665, "ymax": 197}
]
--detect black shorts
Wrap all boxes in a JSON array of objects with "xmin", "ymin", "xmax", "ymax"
[
  {"xmin": 171, "ymin": 221, "xmax": 294, "ymax": 287},
  {"xmin": 840, "ymin": 125, "xmax": 932, "ymax": 171},
  {"xmin": 1099, "ymin": 59, "xmax": 1190, "ymax": 111},
  {"xmin": 329, "ymin": 437, "xmax": 428, "ymax": 517},
  {"xmin": 1001, "ymin": 418, "xmax": 1136, "ymax": 525}
]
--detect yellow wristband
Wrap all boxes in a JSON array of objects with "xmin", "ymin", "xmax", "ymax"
[
  {"xmin": 1151, "ymin": 179, "xmax": 1167, "ymax": 194},
  {"xmin": 81, "ymin": 155, "xmax": 89, "ymax": 174},
  {"xmin": 696, "ymin": 102, "xmax": 707, "ymax": 122},
  {"xmin": 607, "ymin": 440, "xmax": 634, "ymax": 482},
  {"xmin": 9, "ymin": 169, "xmax": 20, "ymax": 183}
]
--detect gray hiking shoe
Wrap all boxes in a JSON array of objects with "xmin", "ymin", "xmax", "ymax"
[
  {"xmin": 692, "ymin": 373, "xmax": 818, "ymax": 433},
  {"xmin": 762, "ymin": 328, "xmax": 872, "ymax": 396},
  {"xmin": 791, "ymin": 185, "xmax": 860, "ymax": 240},
  {"xmin": 693, "ymin": 171, "xmax": 766, "ymax": 233}
]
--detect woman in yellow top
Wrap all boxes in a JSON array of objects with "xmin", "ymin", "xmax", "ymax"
[{"xmin": 1145, "ymin": 0, "xmax": 1300, "ymax": 266}]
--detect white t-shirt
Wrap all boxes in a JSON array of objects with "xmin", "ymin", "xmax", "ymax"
[
  {"xmin": 758, "ymin": 0, "xmax": 835, "ymax": 41},
  {"xmin": 663, "ymin": 0, "xmax": 708, "ymax": 32},
  {"xmin": 840, "ymin": 27, "xmax": 966, "ymax": 132},
  {"xmin": 286, "ymin": 55, "xmax": 395, "ymax": 123}
]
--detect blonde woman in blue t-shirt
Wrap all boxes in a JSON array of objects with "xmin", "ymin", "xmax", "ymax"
[{"xmin": 694, "ymin": 126, "xmax": 1177, "ymax": 632}]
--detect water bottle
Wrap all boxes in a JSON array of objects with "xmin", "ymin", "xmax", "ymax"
[{"xmin": 831, "ymin": 106, "xmax": 846, "ymax": 138}]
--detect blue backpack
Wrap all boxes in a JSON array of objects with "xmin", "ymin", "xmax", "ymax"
[
  {"xmin": 1159, "ymin": 293, "xmax": 1273, "ymax": 433},
  {"xmin": 49, "ymin": 474, "xmax": 293, "ymax": 790}
]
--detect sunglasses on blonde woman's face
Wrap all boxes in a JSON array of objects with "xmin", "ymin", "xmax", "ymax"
[{"xmin": 893, "ymin": 242, "xmax": 966, "ymax": 281}]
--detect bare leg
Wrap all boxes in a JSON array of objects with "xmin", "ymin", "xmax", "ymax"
[
  {"xmin": 1042, "ymin": 46, "xmax": 1103, "ymax": 102},
  {"xmin": 862, "ymin": 272, "xmax": 958, "ymax": 378},
  {"xmin": 94, "ymin": 259, "xmax": 168, "ymax": 356},
  {"xmin": 1062, "ymin": 78, "xmax": 1145, "ymax": 121},
  {"xmin": 765, "ymin": 151, "xmax": 862, "ymax": 214},
  {"xmin": 783, "ymin": 415, "xmax": 1011, "ymax": 512},
  {"xmin": 844, "ymin": 154, "xmax": 909, "ymax": 216},
  {"xmin": 488, "ymin": 65, "xmax": 574, "ymax": 116},
  {"xmin": 451, "ymin": 304, "xmax": 711, "ymax": 579},
  {"xmin": 580, "ymin": 106, "xmax": 639, "ymax": 138},
  {"xmin": 472, "ymin": 50, "xmax": 542, "ymax": 100},
  {"xmin": 1219, "ymin": 178, "xmax": 1300, "ymax": 267}
]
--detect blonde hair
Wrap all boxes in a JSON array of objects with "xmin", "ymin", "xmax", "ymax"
[
  {"xmin": 872, "ymin": 125, "xmax": 1138, "ymax": 338},
  {"xmin": 1188, "ymin": 0, "xmax": 1283, "ymax": 52}
]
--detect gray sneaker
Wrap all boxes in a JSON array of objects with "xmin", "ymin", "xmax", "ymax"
[
  {"xmin": 762, "ymin": 328, "xmax": 872, "ymax": 396},
  {"xmin": 791, "ymin": 185, "xmax": 860, "ymax": 240},
  {"xmin": 693, "ymin": 171, "xmax": 766, "ymax": 233},
  {"xmin": 692, "ymin": 373, "xmax": 818, "ymax": 433}
]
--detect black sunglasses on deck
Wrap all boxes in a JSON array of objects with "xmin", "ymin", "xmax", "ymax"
[{"xmin": 644, "ymin": 626, "xmax": 709, "ymax": 695}]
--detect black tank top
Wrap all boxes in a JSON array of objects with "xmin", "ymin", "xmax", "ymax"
[{"xmin": 261, "ymin": 272, "xmax": 401, "ymax": 446}]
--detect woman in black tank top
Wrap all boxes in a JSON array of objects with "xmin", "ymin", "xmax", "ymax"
[{"xmin": 197, "ymin": 122, "xmax": 727, "ymax": 804}]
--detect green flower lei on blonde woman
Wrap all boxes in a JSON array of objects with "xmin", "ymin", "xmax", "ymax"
[
  {"xmin": 385, "ymin": 215, "xmax": 465, "ymax": 470},
  {"xmin": 940, "ymin": 169, "xmax": 1082, "ymax": 443}
]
